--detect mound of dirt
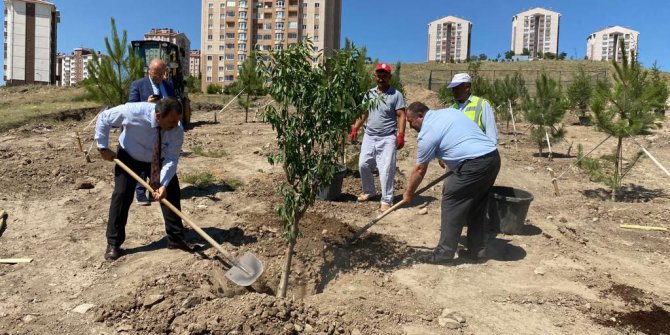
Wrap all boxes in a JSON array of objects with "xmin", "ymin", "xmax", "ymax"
[{"xmin": 402, "ymin": 84, "xmax": 442, "ymax": 109}]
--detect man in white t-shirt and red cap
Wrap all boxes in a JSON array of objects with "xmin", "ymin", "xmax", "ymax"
[
  {"xmin": 447, "ymin": 73, "xmax": 498, "ymax": 144},
  {"xmin": 349, "ymin": 63, "xmax": 406, "ymax": 211}
]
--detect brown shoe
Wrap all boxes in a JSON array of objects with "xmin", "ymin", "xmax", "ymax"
[
  {"xmin": 379, "ymin": 203, "xmax": 392, "ymax": 212},
  {"xmin": 167, "ymin": 239, "xmax": 195, "ymax": 253},
  {"xmin": 104, "ymin": 245, "xmax": 123, "ymax": 261},
  {"xmin": 357, "ymin": 194, "xmax": 373, "ymax": 202}
]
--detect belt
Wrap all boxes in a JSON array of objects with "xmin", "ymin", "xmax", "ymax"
[{"xmin": 457, "ymin": 149, "xmax": 498, "ymax": 170}]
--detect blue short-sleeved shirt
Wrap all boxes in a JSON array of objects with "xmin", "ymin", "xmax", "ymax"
[
  {"xmin": 416, "ymin": 108, "xmax": 497, "ymax": 170},
  {"xmin": 364, "ymin": 87, "xmax": 406, "ymax": 137}
]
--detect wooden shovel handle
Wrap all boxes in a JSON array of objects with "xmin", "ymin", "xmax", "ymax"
[{"xmin": 113, "ymin": 159, "xmax": 238, "ymax": 265}]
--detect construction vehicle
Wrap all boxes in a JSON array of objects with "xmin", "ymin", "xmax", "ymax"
[{"xmin": 131, "ymin": 40, "xmax": 192, "ymax": 129}]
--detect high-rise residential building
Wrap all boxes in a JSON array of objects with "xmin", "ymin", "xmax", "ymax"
[
  {"xmin": 586, "ymin": 26, "xmax": 639, "ymax": 62},
  {"xmin": 200, "ymin": 0, "xmax": 342, "ymax": 88},
  {"xmin": 3, "ymin": 0, "xmax": 60, "ymax": 85},
  {"xmin": 144, "ymin": 28, "xmax": 191, "ymax": 72},
  {"xmin": 427, "ymin": 16, "xmax": 471, "ymax": 63},
  {"xmin": 189, "ymin": 50, "xmax": 201, "ymax": 78},
  {"xmin": 56, "ymin": 48, "xmax": 101, "ymax": 87},
  {"xmin": 511, "ymin": 7, "xmax": 560, "ymax": 59}
]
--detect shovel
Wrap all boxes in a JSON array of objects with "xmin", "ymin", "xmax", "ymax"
[
  {"xmin": 113, "ymin": 159, "xmax": 263, "ymax": 286},
  {"xmin": 346, "ymin": 170, "xmax": 454, "ymax": 245}
]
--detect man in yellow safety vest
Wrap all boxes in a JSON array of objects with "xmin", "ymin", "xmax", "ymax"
[{"xmin": 447, "ymin": 73, "xmax": 498, "ymax": 144}]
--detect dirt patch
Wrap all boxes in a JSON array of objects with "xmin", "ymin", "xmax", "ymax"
[
  {"xmin": 598, "ymin": 305, "xmax": 670, "ymax": 335},
  {"xmin": 601, "ymin": 283, "xmax": 652, "ymax": 306}
]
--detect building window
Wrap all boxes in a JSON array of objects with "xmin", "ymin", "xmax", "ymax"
[
  {"xmin": 207, "ymin": 66, "xmax": 212, "ymax": 72},
  {"xmin": 208, "ymin": 14, "xmax": 213, "ymax": 19},
  {"xmin": 314, "ymin": 14, "xmax": 319, "ymax": 19},
  {"xmin": 239, "ymin": 43, "xmax": 247, "ymax": 50},
  {"xmin": 219, "ymin": 56, "xmax": 225, "ymax": 61},
  {"xmin": 225, "ymin": 75, "xmax": 235, "ymax": 81},
  {"xmin": 275, "ymin": 33, "xmax": 283, "ymax": 40},
  {"xmin": 208, "ymin": 24, "xmax": 213, "ymax": 29},
  {"xmin": 226, "ymin": 32, "xmax": 236, "ymax": 38},
  {"xmin": 226, "ymin": 64, "xmax": 235, "ymax": 70},
  {"xmin": 276, "ymin": 22, "xmax": 284, "ymax": 29},
  {"xmin": 227, "ymin": 11, "xmax": 235, "ymax": 17},
  {"xmin": 227, "ymin": 1, "xmax": 236, "ymax": 7},
  {"xmin": 226, "ymin": 43, "xmax": 235, "ymax": 49},
  {"xmin": 219, "ymin": 45, "xmax": 225, "ymax": 51},
  {"xmin": 275, "ymin": 44, "xmax": 284, "ymax": 51},
  {"xmin": 207, "ymin": 45, "xmax": 213, "ymax": 50},
  {"xmin": 239, "ymin": 54, "xmax": 247, "ymax": 61},
  {"xmin": 315, "ymin": 2, "xmax": 319, "ymax": 7},
  {"xmin": 219, "ymin": 66, "xmax": 224, "ymax": 72},
  {"xmin": 240, "ymin": 11, "xmax": 247, "ymax": 18},
  {"xmin": 220, "ymin": 3, "xmax": 225, "ymax": 8},
  {"xmin": 302, "ymin": 13, "xmax": 307, "ymax": 19},
  {"xmin": 302, "ymin": 24, "xmax": 307, "ymax": 30},
  {"xmin": 207, "ymin": 76, "xmax": 212, "ymax": 82},
  {"xmin": 207, "ymin": 55, "xmax": 213, "ymax": 61},
  {"xmin": 208, "ymin": 2, "xmax": 214, "ymax": 8},
  {"xmin": 220, "ymin": 35, "xmax": 225, "ymax": 41},
  {"xmin": 288, "ymin": 33, "xmax": 297, "ymax": 39},
  {"xmin": 226, "ymin": 54, "xmax": 235, "ymax": 60},
  {"xmin": 239, "ymin": 32, "xmax": 247, "ymax": 39},
  {"xmin": 220, "ymin": 14, "xmax": 225, "ymax": 19},
  {"xmin": 289, "ymin": 21, "xmax": 297, "ymax": 29},
  {"xmin": 314, "ymin": 25, "xmax": 319, "ymax": 30},
  {"xmin": 207, "ymin": 35, "xmax": 213, "ymax": 41},
  {"xmin": 240, "ymin": 0, "xmax": 247, "ymax": 8},
  {"xmin": 302, "ymin": 3, "xmax": 307, "ymax": 7},
  {"xmin": 240, "ymin": 22, "xmax": 247, "ymax": 29},
  {"xmin": 264, "ymin": 23, "xmax": 272, "ymax": 30}
]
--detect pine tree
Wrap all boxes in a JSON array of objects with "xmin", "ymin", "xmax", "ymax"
[
  {"xmin": 591, "ymin": 42, "xmax": 668, "ymax": 200},
  {"xmin": 82, "ymin": 18, "xmax": 143, "ymax": 106},
  {"xmin": 492, "ymin": 73, "xmax": 527, "ymax": 132},
  {"xmin": 566, "ymin": 65, "xmax": 594, "ymax": 118},
  {"xmin": 523, "ymin": 73, "xmax": 567, "ymax": 156},
  {"xmin": 389, "ymin": 61, "xmax": 405, "ymax": 94}
]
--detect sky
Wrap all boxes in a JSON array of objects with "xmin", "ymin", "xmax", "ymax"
[{"xmin": 1, "ymin": 0, "xmax": 669, "ymax": 84}]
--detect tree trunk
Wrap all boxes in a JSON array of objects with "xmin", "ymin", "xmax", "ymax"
[
  {"xmin": 612, "ymin": 137, "xmax": 623, "ymax": 201},
  {"xmin": 244, "ymin": 93, "xmax": 250, "ymax": 123},
  {"xmin": 277, "ymin": 238, "xmax": 295, "ymax": 298},
  {"xmin": 277, "ymin": 218, "xmax": 298, "ymax": 298}
]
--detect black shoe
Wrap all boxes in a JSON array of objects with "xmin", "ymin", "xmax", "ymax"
[
  {"xmin": 458, "ymin": 249, "xmax": 487, "ymax": 263},
  {"xmin": 167, "ymin": 239, "xmax": 195, "ymax": 253},
  {"xmin": 136, "ymin": 193, "xmax": 151, "ymax": 206},
  {"xmin": 415, "ymin": 252, "xmax": 455, "ymax": 265},
  {"xmin": 104, "ymin": 245, "xmax": 123, "ymax": 261}
]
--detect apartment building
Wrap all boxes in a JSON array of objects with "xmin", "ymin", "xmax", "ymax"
[
  {"xmin": 3, "ymin": 0, "xmax": 59, "ymax": 85},
  {"xmin": 189, "ymin": 50, "xmax": 201, "ymax": 78},
  {"xmin": 144, "ymin": 28, "xmax": 191, "ymax": 73},
  {"xmin": 586, "ymin": 26, "xmax": 639, "ymax": 62},
  {"xmin": 427, "ymin": 16, "xmax": 471, "ymax": 63},
  {"xmin": 56, "ymin": 48, "xmax": 100, "ymax": 86},
  {"xmin": 200, "ymin": 0, "xmax": 342, "ymax": 88},
  {"xmin": 511, "ymin": 7, "xmax": 560, "ymax": 58}
]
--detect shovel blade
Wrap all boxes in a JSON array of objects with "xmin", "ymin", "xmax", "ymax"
[{"xmin": 225, "ymin": 252, "xmax": 264, "ymax": 286}]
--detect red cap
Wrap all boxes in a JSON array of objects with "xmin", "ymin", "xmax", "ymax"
[{"xmin": 375, "ymin": 63, "xmax": 392, "ymax": 74}]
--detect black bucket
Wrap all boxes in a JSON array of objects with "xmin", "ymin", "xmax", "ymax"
[
  {"xmin": 317, "ymin": 165, "xmax": 348, "ymax": 201},
  {"xmin": 578, "ymin": 116, "xmax": 591, "ymax": 126},
  {"xmin": 488, "ymin": 186, "xmax": 534, "ymax": 235}
]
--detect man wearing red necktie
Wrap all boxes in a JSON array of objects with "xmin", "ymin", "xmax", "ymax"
[{"xmin": 94, "ymin": 98, "xmax": 193, "ymax": 261}]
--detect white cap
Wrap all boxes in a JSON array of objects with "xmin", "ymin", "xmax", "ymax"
[{"xmin": 447, "ymin": 73, "xmax": 472, "ymax": 88}]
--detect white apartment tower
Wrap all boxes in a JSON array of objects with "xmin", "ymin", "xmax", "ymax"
[
  {"xmin": 586, "ymin": 26, "xmax": 639, "ymax": 62},
  {"xmin": 200, "ymin": 0, "xmax": 342, "ymax": 88},
  {"xmin": 511, "ymin": 7, "xmax": 560, "ymax": 58},
  {"xmin": 189, "ymin": 50, "xmax": 201, "ymax": 78},
  {"xmin": 56, "ymin": 48, "xmax": 99, "ymax": 87},
  {"xmin": 3, "ymin": 0, "xmax": 60, "ymax": 85},
  {"xmin": 427, "ymin": 16, "xmax": 471, "ymax": 63}
]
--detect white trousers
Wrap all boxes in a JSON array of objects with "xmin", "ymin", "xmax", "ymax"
[{"xmin": 359, "ymin": 134, "xmax": 397, "ymax": 205}]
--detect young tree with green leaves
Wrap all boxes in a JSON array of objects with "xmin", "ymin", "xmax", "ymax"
[
  {"xmin": 523, "ymin": 73, "xmax": 567, "ymax": 156},
  {"xmin": 82, "ymin": 18, "xmax": 144, "ymax": 106},
  {"xmin": 567, "ymin": 65, "xmax": 594, "ymax": 119},
  {"xmin": 263, "ymin": 41, "xmax": 370, "ymax": 298},
  {"xmin": 236, "ymin": 52, "xmax": 266, "ymax": 122},
  {"xmin": 591, "ymin": 43, "xmax": 668, "ymax": 201}
]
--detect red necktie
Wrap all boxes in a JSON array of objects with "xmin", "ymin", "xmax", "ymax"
[{"xmin": 150, "ymin": 127, "xmax": 161, "ymax": 190}]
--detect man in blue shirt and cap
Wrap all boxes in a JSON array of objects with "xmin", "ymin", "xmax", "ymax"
[{"xmin": 403, "ymin": 101, "xmax": 500, "ymax": 264}]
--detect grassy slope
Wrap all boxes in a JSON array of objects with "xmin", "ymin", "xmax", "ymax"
[
  {"xmin": 0, "ymin": 85, "xmax": 100, "ymax": 130},
  {"xmin": 401, "ymin": 60, "xmax": 669, "ymax": 89}
]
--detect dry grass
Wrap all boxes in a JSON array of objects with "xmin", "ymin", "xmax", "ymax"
[{"xmin": 0, "ymin": 85, "xmax": 100, "ymax": 130}]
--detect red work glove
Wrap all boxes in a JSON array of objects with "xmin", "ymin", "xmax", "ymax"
[
  {"xmin": 349, "ymin": 127, "xmax": 359, "ymax": 142},
  {"xmin": 396, "ymin": 133, "xmax": 405, "ymax": 150}
]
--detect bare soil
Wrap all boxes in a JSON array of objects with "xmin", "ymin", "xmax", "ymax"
[{"xmin": 1, "ymin": 84, "xmax": 669, "ymax": 335}]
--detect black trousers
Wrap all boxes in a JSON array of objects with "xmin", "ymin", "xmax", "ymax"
[
  {"xmin": 106, "ymin": 148, "xmax": 185, "ymax": 247},
  {"xmin": 436, "ymin": 150, "xmax": 501, "ymax": 259}
]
